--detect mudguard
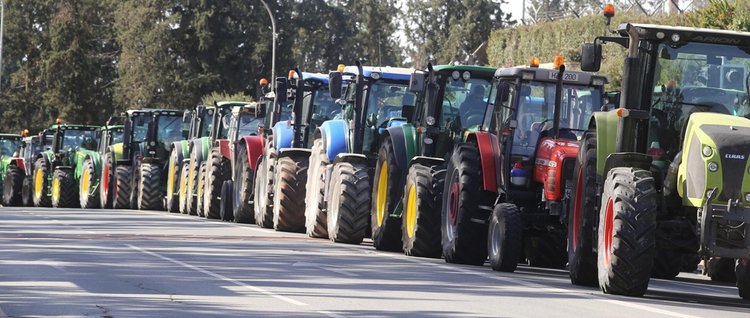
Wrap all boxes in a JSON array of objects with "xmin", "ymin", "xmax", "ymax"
[
  {"xmin": 81, "ymin": 151, "xmax": 103, "ymax": 181},
  {"xmin": 466, "ymin": 131, "xmax": 500, "ymax": 193},
  {"xmin": 215, "ymin": 139, "xmax": 231, "ymax": 160},
  {"xmin": 9, "ymin": 158, "xmax": 25, "ymax": 173},
  {"xmin": 384, "ymin": 124, "xmax": 417, "ymax": 171},
  {"xmin": 591, "ymin": 110, "xmax": 619, "ymax": 177},
  {"xmin": 320, "ymin": 120, "xmax": 349, "ymax": 162},
  {"xmin": 198, "ymin": 137, "xmax": 211, "ymax": 161},
  {"xmin": 111, "ymin": 143, "xmax": 125, "ymax": 161},
  {"xmin": 533, "ymin": 138, "xmax": 580, "ymax": 201},
  {"xmin": 278, "ymin": 148, "xmax": 312, "ymax": 160},
  {"xmin": 408, "ymin": 156, "xmax": 444, "ymax": 170},
  {"xmin": 272, "ymin": 121, "xmax": 294, "ymax": 153},
  {"xmin": 241, "ymin": 135, "xmax": 265, "ymax": 170}
]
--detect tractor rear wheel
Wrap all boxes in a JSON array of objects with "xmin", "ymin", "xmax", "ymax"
[
  {"xmin": 137, "ymin": 163, "xmax": 163, "ymax": 211},
  {"xmin": 22, "ymin": 177, "xmax": 33, "ymax": 207},
  {"xmin": 597, "ymin": 167, "xmax": 657, "ymax": 297},
  {"xmin": 525, "ymin": 232, "xmax": 567, "ymax": 269},
  {"xmin": 736, "ymin": 259, "xmax": 750, "ymax": 300},
  {"xmin": 99, "ymin": 153, "xmax": 115, "ymax": 209},
  {"xmin": 196, "ymin": 162, "xmax": 207, "ymax": 217},
  {"xmin": 165, "ymin": 150, "xmax": 182, "ymax": 212},
  {"xmin": 52, "ymin": 168, "xmax": 77, "ymax": 208},
  {"xmin": 254, "ymin": 153, "xmax": 274, "ymax": 228},
  {"xmin": 568, "ymin": 130, "xmax": 599, "ymax": 286},
  {"xmin": 488, "ymin": 203, "xmax": 522, "ymax": 272},
  {"xmin": 371, "ymin": 136, "xmax": 404, "ymax": 251},
  {"xmin": 204, "ymin": 148, "xmax": 228, "ymax": 219},
  {"xmin": 178, "ymin": 163, "xmax": 189, "ymax": 213},
  {"xmin": 707, "ymin": 257, "xmax": 736, "ymax": 283},
  {"xmin": 442, "ymin": 143, "xmax": 494, "ymax": 266},
  {"xmin": 273, "ymin": 155, "xmax": 308, "ymax": 232},
  {"xmin": 327, "ymin": 161, "xmax": 370, "ymax": 244},
  {"xmin": 79, "ymin": 158, "xmax": 100, "ymax": 209},
  {"xmin": 401, "ymin": 163, "xmax": 443, "ymax": 258},
  {"xmin": 113, "ymin": 165, "xmax": 132, "ymax": 209},
  {"xmin": 3, "ymin": 165, "xmax": 23, "ymax": 206},
  {"xmin": 33, "ymin": 158, "xmax": 51, "ymax": 207},
  {"xmin": 233, "ymin": 145, "xmax": 255, "ymax": 224},
  {"xmin": 305, "ymin": 139, "xmax": 328, "ymax": 238}
]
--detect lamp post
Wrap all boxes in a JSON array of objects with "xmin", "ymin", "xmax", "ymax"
[
  {"xmin": 259, "ymin": 0, "xmax": 276, "ymax": 90},
  {"xmin": 0, "ymin": 0, "xmax": 5, "ymax": 92}
]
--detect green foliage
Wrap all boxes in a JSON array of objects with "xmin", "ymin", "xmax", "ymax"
[
  {"xmin": 201, "ymin": 92, "xmax": 254, "ymax": 106},
  {"xmin": 687, "ymin": 0, "xmax": 750, "ymax": 32}
]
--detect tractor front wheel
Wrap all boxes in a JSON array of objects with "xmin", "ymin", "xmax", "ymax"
[
  {"xmin": 220, "ymin": 180, "xmax": 234, "ymax": 221},
  {"xmin": 3, "ymin": 165, "xmax": 24, "ymax": 206},
  {"xmin": 272, "ymin": 155, "xmax": 308, "ymax": 232},
  {"xmin": 178, "ymin": 163, "xmax": 189, "ymax": 213},
  {"xmin": 32, "ymin": 158, "xmax": 51, "ymax": 207},
  {"xmin": 736, "ymin": 259, "xmax": 750, "ymax": 300},
  {"xmin": 113, "ymin": 165, "xmax": 132, "ymax": 209},
  {"xmin": 233, "ymin": 145, "xmax": 255, "ymax": 224},
  {"xmin": 196, "ymin": 162, "xmax": 207, "ymax": 217},
  {"xmin": 99, "ymin": 153, "xmax": 115, "ymax": 209},
  {"xmin": 402, "ymin": 164, "xmax": 443, "ymax": 258},
  {"xmin": 371, "ymin": 136, "xmax": 404, "ymax": 251},
  {"xmin": 597, "ymin": 167, "xmax": 657, "ymax": 297},
  {"xmin": 707, "ymin": 257, "xmax": 736, "ymax": 283},
  {"xmin": 22, "ymin": 177, "xmax": 33, "ymax": 207},
  {"xmin": 138, "ymin": 163, "xmax": 163, "ymax": 210},
  {"xmin": 79, "ymin": 158, "xmax": 100, "ymax": 209},
  {"xmin": 165, "ymin": 150, "xmax": 182, "ymax": 212},
  {"xmin": 488, "ymin": 203, "xmax": 522, "ymax": 272},
  {"xmin": 305, "ymin": 139, "xmax": 328, "ymax": 238},
  {"xmin": 253, "ymin": 153, "xmax": 274, "ymax": 228},
  {"xmin": 204, "ymin": 148, "xmax": 229, "ymax": 219},
  {"xmin": 327, "ymin": 162, "xmax": 370, "ymax": 244},
  {"xmin": 52, "ymin": 168, "xmax": 77, "ymax": 208}
]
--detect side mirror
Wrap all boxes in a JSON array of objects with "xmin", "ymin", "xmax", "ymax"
[
  {"xmin": 401, "ymin": 104, "xmax": 415, "ymax": 119},
  {"xmin": 275, "ymin": 77, "xmax": 288, "ymax": 104},
  {"xmin": 329, "ymin": 72, "xmax": 343, "ymax": 99},
  {"xmin": 409, "ymin": 71, "xmax": 425, "ymax": 92},
  {"xmin": 581, "ymin": 43, "xmax": 602, "ymax": 72}
]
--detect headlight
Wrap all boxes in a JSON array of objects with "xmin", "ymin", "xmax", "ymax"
[
  {"xmin": 746, "ymin": 193, "xmax": 750, "ymax": 202},
  {"xmin": 708, "ymin": 162, "xmax": 719, "ymax": 172},
  {"xmin": 370, "ymin": 72, "xmax": 381, "ymax": 80},
  {"xmin": 702, "ymin": 146, "xmax": 713, "ymax": 157},
  {"xmin": 424, "ymin": 138, "xmax": 433, "ymax": 145},
  {"xmin": 591, "ymin": 77, "xmax": 605, "ymax": 86},
  {"xmin": 462, "ymin": 71, "xmax": 471, "ymax": 81},
  {"xmin": 451, "ymin": 71, "xmax": 460, "ymax": 80},
  {"xmin": 671, "ymin": 33, "xmax": 680, "ymax": 42},
  {"xmin": 425, "ymin": 116, "xmax": 436, "ymax": 126},
  {"xmin": 149, "ymin": 141, "xmax": 156, "ymax": 147},
  {"xmin": 522, "ymin": 71, "xmax": 534, "ymax": 80}
]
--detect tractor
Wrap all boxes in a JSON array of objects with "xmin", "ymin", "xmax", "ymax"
[
  {"xmin": 110, "ymin": 109, "xmax": 187, "ymax": 210},
  {"xmin": 253, "ymin": 70, "xmax": 338, "ymax": 232},
  {"xmin": 31, "ymin": 120, "xmax": 99, "ymax": 208},
  {"xmin": 569, "ymin": 5, "xmax": 750, "ymax": 299},
  {"xmin": 218, "ymin": 103, "xmax": 267, "ymax": 222},
  {"xmin": 197, "ymin": 101, "xmax": 257, "ymax": 219},
  {"xmin": 304, "ymin": 62, "xmax": 416, "ymax": 244},
  {"xmin": 78, "ymin": 119, "xmax": 124, "ymax": 209},
  {"xmin": 371, "ymin": 64, "xmax": 496, "ymax": 256},
  {"xmin": 3, "ymin": 131, "xmax": 44, "ymax": 207},
  {"xmin": 168, "ymin": 105, "xmax": 213, "ymax": 214},
  {"xmin": 1, "ymin": 133, "xmax": 23, "ymax": 206}
]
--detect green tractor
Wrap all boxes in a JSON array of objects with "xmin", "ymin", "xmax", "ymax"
[
  {"xmin": 110, "ymin": 109, "xmax": 187, "ymax": 210},
  {"xmin": 78, "ymin": 119, "xmax": 125, "ymax": 209},
  {"xmin": 31, "ymin": 120, "xmax": 99, "ymax": 208},
  {"xmin": 0, "ymin": 133, "xmax": 23, "ymax": 205},
  {"xmin": 370, "ymin": 64, "xmax": 496, "ymax": 256},
  {"xmin": 168, "ymin": 105, "xmax": 213, "ymax": 214},
  {"xmin": 570, "ymin": 9, "xmax": 750, "ymax": 299}
]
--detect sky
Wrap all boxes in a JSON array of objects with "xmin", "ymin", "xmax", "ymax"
[{"xmin": 505, "ymin": 0, "xmax": 526, "ymax": 22}]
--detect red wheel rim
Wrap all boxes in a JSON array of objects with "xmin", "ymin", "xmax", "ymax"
[
  {"xmin": 603, "ymin": 197, "xmax": 615, "ymax": 266},
  {"xmin": 102, "ymin": 164, "xmax": 110, "ymax": 199},
  {"xmin": 571, "ymin": 167, "xmax": 584, "ymax": 250},
  {"xmin": 449, "ymin": 181, "xmax": 460, "ymax": 225}
]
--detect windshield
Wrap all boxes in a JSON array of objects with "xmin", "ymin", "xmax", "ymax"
[
  {"xmin": 217, "ymin": 107, "xmax": 233, "ymax": 139},
  {"xmin": 238, "ymin": 113, "xmax": 262, "ymax": 136},
  {"xmin": 305, "ymin": 87, "xmax": 339, "ymax": 123},
  {"xmin": 201, "ymin": 109, "xmax": 214, "ymax": 138},
  {"xmin": 442, "ymin": 77, "xmax": 492, "ymax": 129},
  {"xmin": 156, "ymin": 115, "xmax": 184, "ymax": 146},
  {"xmin": 130, "ymin": 114, "xmax": 152, "ymax": 142},
  {"xmin": 512, "ymin": 81, "xmax": 603, "ymax": 156},
  {"xmin": 62, "ymin": 129, "xmax": 98, "ymax": 151},
  {"xmin": 110, "ymin": 129, "xmax": 124, "ymax": 145},
  {"xmin": 0, "ymin": 139, "xmax": 20, "ymax": 157},
  {"xmin": 650, "ymin": 42, "xmax": 750, "ymax": 157},
  {"xmin": 366, "ymin": 81, "xmax": 413, "ymax": 127}
]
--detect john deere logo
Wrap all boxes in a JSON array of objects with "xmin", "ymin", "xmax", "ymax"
[{"xmin": 725, "ymin": 154, "xmax": 745, "ymax": 160}]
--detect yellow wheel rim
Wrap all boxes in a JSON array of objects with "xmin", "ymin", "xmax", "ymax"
[
  {"xmin": 180, "ymin": 168, "xmax": 188, "ymax": 198},
  {"xmin": 51, "ymin": 178, "xmax": 60, "ymax": 201},
  {"xmin": 376, "ymin": 162, "xmax": 388, "ymax": 227},
  {"xmin": 81, "ymin": 169, "xmax": 91, "ymax": 196},
  {"xmin": 167, "ymin": 161, "xmax": 176, "ymax": 195},
  {"xmin": 406, "ymin": 184, "xmax": 417, "ymax": 238},
  {"xmin": 34, "ymin": 169, "xmax": 44, "ymax": 198},
  {"xmin": 197, "ymin": 171, "xmax": 204, "ymax": 202},
  {"xmin": 188, "ymin": 162, "xmax": 196, "ymax": 194}
]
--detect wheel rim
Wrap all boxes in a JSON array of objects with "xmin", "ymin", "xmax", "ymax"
[
  {"xmin": 603, "ymin": 197, "xmax": 615, "ymax": 266},
  {"xmin": 81, "ymin": 168, "xmax": 91, "ymax": 198},
  {"xmin": 102, "ymin": 164, "xmax": 110, "ymax": 200},
  {"xmin": 197, "ymin": 170, "xmax": 204, "ymax": 206},
  {"xmin": 490, "ymin": 216, "xmax": 502, "ymax": 256},
  {"xmin": 445, "ymin": 174, "xmax": 460, "ymax": 242},
  {"xmin": 376, "ymin": 162, "xmax": 388, "ymax": 227},
  {"xmin": 188, "ymin": 162, "xmax": 196, "ymax": 194},
  {"xmin": 406, "ymin": 184, "xmax": 417, "ymax": 238},
  {"xmin": 51, "ymin": 177, "xmax": 60, "ymax": 202},
  {"xmin": 571, "ymin": 167, "xmax": 584, "ymax": 251},
  {"xmin": 34, "ymin": 169, "xmax": 44, "ymax": 199},
  {"xmin": 167, "ymin": 160, "xmax": 176, "ymax": 196},
  {"xmin": 180, "ymin": 167, "xmax": 188, "ymax": 201}
]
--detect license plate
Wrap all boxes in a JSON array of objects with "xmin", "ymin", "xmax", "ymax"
[{"xmin": 549, "ymin": 72, "xmax": 578, "ymax": 82}]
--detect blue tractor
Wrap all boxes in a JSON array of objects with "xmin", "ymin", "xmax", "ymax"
[{"xmin": 304, "ymin": 62, "xmax": 417, "ymax": 243}]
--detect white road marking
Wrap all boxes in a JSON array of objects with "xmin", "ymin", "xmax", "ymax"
[
  {"xmin": 126, "ymin": 244, "xmax": 309, "ymax": 307},
  {"xmin": 0, "ymin": 303, "xmax": 8, "ymax": 318},
  {"xmin": 292, "ymin": 261, "xmax": 358, "ymax": 277}
]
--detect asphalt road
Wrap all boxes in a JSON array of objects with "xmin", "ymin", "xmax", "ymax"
[{"xmin": 0, "ymin": 207, "xmax": 748, "ymax": 318}]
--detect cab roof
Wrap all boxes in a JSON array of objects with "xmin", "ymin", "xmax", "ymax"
[
  {"xmin": 0, "ymin": 133, "xmax": 21, "ymax": 139},
  {"xmin": 433, "ymin": 65, "xmax": 497, "ymax": 78},
  {"xmin": 342, "ymin": 66, "xmax": 414, "ymax": 81},
  {"xmin": 618, "ymin": 23, "xmax": 750, "ymax": 44},
  {"xmin": 494, "ymin": 66, "xmax": 608, "ymax": 86}
]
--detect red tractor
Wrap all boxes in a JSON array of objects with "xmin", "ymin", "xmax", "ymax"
[{"xmin": 443, "ymin": 58, "xmax": 609, "ymax": 271}]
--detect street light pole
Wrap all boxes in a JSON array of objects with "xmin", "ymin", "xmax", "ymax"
[
  {"xmin": 259, "ymin": 0, "xmax": 276, "ymax": 90},
  {"xmin": 0, "ymin": 0, "xmax": 5, "ymax": 92}
]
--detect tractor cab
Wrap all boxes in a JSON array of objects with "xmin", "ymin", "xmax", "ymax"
[
  {"xmin": 121, "ymin": 109, "xmax": 186, "ymax": 164},
  {"xmin": 0, "ymin": 134, "xmax": 22, "ymax": 159},
  {"xmin": 48, "ymin": 123, "xmax": 99, "ymax": 166}
]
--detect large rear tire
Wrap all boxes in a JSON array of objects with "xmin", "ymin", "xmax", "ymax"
[
  {"xmin": 32, "ymin": 158, "xmax": 51, "ymax": 207},
  {"xmin": 22, "ymin": 177, "xmax": 33, "ymax": 207},
  {"xmin": 597, "ymin": 167, "xmax": 657, "ymax": 297},
  {"xmin": 79, "ymin": 158, "xmax": 100, "ymax": 209},
  {"xmin": 371, "ymin": 137, "xmax": 404, "ymax": 251},
  {"xmin": 52, "ymin": 168, "xmax": 78, "ymax": 208},
  {"xmin": 137, "ymin": 163, "xmax": 163, "ymax": 211},
  {"xmin": 254, "ymin": 153, "xmax": 274, "ymax": 228},
  {"xmin": 305, "ymin": 139, "xmax": 328, "ymax": 238},
  {"xmin": 272, "ymin": 155, "xmax": 308, "ymax": 232},
  {"xmin": 99, "ymin": 153, "xmax": 115, "ymax": 209},
  {"xmin": 442, "ymin": 143, "xmax": 494, "ymax": 265},
  {"xmin": 234, "ymin": 145, "xmax": 255, "ymax": 224},
  {"xmin": 113, "ymin": 165, "xmax": 132, "ymax": 209},
  {"xmin": 488, "ymin": 203, "xmax": 522, "ymax": 272},
  {"xmin": 195, "ymin": 162, "xmax": 207, "ymax": 217},
  {"xmin": 204, "ymin": 148, "xmax": 228, "ymax": 219},
  {"xmin": 327, "ymin": 161, "xmax": 370, "ymax": 244},
  {"xmin": 165, "ymin": 150, "xmax": 182, "ymax": 212},
  {"xmin": 3, "ymin": 165, "xmax": 24, "ymax": 206},
  {"xmin": 568, "ymin": 130, "xmax": 599, "ymax": 286},
  {"xmin": 402, "ymin": 164, "xmax": 443, "ymax": 258}
]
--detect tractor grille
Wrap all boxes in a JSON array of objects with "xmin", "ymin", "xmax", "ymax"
[{"xmin": 702, "ymin": 124, "xmax": 750, "ymax": 202}]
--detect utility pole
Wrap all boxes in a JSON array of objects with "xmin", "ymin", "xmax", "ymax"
[
  {"xmin": 259, "ymin": 0, "xmax": 276, "ymax": 90},
  {"xmin": 0, "ymin": 0, "xmax": 5, "ymax": 92}
]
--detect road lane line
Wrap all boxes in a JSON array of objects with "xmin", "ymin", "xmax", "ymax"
[
  {"xmin": 0, "ymin": 303, "xmax": 8, "ymax": 318},
  {"xmin": 126, "ymin": 244, "xmax": 308, "ymax": 307}
]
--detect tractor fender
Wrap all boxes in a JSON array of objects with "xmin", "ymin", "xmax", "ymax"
[
  {"xmin": 214, "ymin": 139, "xmax": 231, "ymax": 160},
  {"xmin": 83, "ymin": 151, "xmax": 103, "ymax": 180},
  {"xmin": 382, "ymin": 124, "xmax": 417, "ymax": 171},
  {"xmin": 199, "ymin": 137, "xmax": 211, "ymax": 162},
  {"xmin": 190, "ymin": 137, "xmax": 209, "ymax": 164},
  {"xmin": 408, "ymin": 156, "xmax": 444, "ymax": 170},
  {"xmin": 332, "ymin": 153, "xmax": 369, "ymax": 166},
  {"xmin": 240, "ymin": 135, "xmax": 265, "ymax": 170},
  {"xmin": 591, "ymin": 110, "xmax": 620, "ymax": 177},
  {"xmin": 320, "ymin": 120, "xmax": 349, "ymax": 162},
  {"xmin": 466, "ymin": 131, "xmax": 500, "ymax": 193},
  {"xmin": 602, "ymin": 152, "xmax": 652, "ymax": 178},
  {"xmin": 278, "ymin": 148, "xmax": 312, "ymax": 160},
  {"xmin": 110, "ymin": 143, "xmax": 125, "ymax": 162},
  {"xmin": 9, "ymin": 158, "xmax": 26, "ymax": 173},
  {"xmin": 170, "ymin": 142, "xmax": 186, "ymax": 164},
  {"xmin": 272, "ymin": 120, "xmax": 294, "ymax": 153}
]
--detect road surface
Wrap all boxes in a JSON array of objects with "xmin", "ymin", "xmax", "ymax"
[{"xmin": 0, "ymin": 207, "xmax": 748, "ymax": 317}]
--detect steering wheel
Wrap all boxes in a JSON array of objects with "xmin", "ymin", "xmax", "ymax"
[{"xmin": 463, "ymin": 110, "xmax": 485, "ymax": 128}]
